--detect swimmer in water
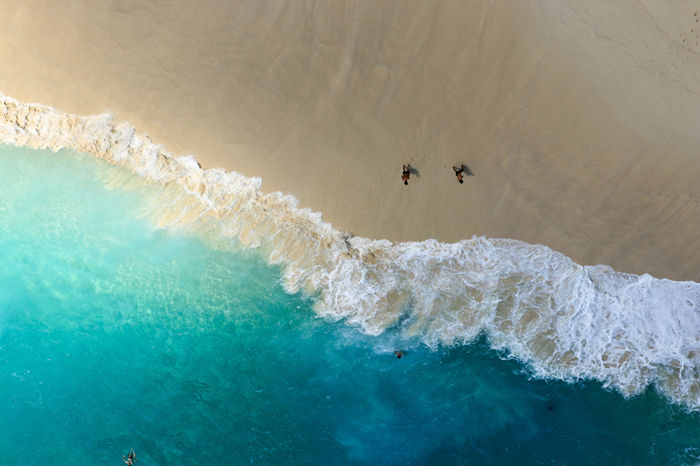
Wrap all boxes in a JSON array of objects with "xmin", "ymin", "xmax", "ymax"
[
  {"xmin": 394, "ymin": 350, "xmax": 404, "ymax": 359},
  {"xmin": 123, "ymin": 449, "xmax": 137, "ymax": 465}
]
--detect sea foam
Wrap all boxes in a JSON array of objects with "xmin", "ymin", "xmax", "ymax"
[{"xmin": 2, "ymin": 92, "xmax": 699, "ymax": 409}]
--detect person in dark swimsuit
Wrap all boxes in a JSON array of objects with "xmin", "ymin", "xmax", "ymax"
[
  {"xmin": 453, "ymin": 165, "xmax": 465, "ymax": 183},
  {"xmin": 402, "ymin": 165, "xmax": 411, "ymax": 185}
]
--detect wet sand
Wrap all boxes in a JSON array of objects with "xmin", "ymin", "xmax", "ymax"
[{"xmin": 1, "ymin": 0, "xmax": 700, "ymax": 281}]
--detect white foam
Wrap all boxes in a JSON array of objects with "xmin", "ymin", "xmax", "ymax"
[{"xmin": 2, "ymin": 92, "xmax": 700, "ymax": 409}]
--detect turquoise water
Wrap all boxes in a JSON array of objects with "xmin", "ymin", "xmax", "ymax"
[{"xmin": 1, "ymin": 145, "xmax": 699, "ymax": 465}]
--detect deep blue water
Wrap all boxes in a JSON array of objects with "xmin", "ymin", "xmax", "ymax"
[{"xmin": 0, "ymin": 145, "xmax": 699, "ymax": 465}]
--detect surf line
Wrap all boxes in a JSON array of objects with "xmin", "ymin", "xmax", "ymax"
[{"xmin": 2, "ymin": 92, "xmax": 700, "ymax": 410}]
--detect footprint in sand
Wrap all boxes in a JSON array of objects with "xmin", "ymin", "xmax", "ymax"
[{"xmin": 679, "ymin": 12, "xmax": 700, "ymax": 51}]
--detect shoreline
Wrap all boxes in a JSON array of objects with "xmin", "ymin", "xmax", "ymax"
[
  {"xmin": 3, "ymin": 91, "xmax": 700, "ymax": 410},
  {"xmin": 2, "ymin": 0, "xmax": 700, "ymax": 282}
]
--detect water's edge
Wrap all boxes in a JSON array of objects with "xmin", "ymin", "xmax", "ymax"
[{"xmin": 2, "ymin": 92, "xmax": 699, "ymax": 409}]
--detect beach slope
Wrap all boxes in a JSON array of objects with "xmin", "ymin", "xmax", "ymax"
[{"xmin": 1, "ymin": 0, "xmax": 700, "ymax": 280}]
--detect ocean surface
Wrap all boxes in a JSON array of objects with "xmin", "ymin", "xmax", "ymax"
[
  {"xmin": 0, "ymin": 145, "xmax": 700, "ymax": 465},
  {"xmin": 1, "ymin": 143, "xmax": 700, "ymax": 464}
]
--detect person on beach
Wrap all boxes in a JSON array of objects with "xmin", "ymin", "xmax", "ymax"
[
  {"xmin": 123, "ymin": 449, "xmax": 137, "ymax": 465},
  {"xmin": 402, "ymin": 165, "xmax": 411, "ymax": 185},
  {"xmin": 453, "ymin": 165, "xmax": 465, "ymax": 184}
]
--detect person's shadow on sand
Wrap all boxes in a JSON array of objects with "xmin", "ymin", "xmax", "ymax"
[
  {"xmin": 408, "ymin": 166, "xmax": 420, "ymax": 177},
  {"xmin": 462, "ymin": 164, "xmax": 474, "ymax": 176}
]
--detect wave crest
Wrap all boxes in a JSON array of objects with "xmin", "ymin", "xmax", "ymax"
[{"xmin": 2, "ymin": 92, "xmax": 699, "ymax": 409}]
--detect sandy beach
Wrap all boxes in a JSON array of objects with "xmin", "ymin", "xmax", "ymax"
[{"xmin": 1, "ymin": 0, "xmax": 700, "ymax": 281}]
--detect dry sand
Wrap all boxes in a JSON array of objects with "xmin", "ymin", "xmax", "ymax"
[{"xmin": 1, "ymin": 0, "xmax": 700, "ymax": 281}]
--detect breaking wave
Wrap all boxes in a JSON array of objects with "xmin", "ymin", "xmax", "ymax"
[{"xmin": 2, "ymin": 92, "xmax": 699, "ymax": 409}]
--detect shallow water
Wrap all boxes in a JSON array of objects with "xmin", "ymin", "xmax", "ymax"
[
  {"xmin": 1, "ymin": 145, "xmax": 699, "ymax": 464},
  {"xmin": 4, "ymin": 94, "xmax": 700, "ymax": 411}
]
